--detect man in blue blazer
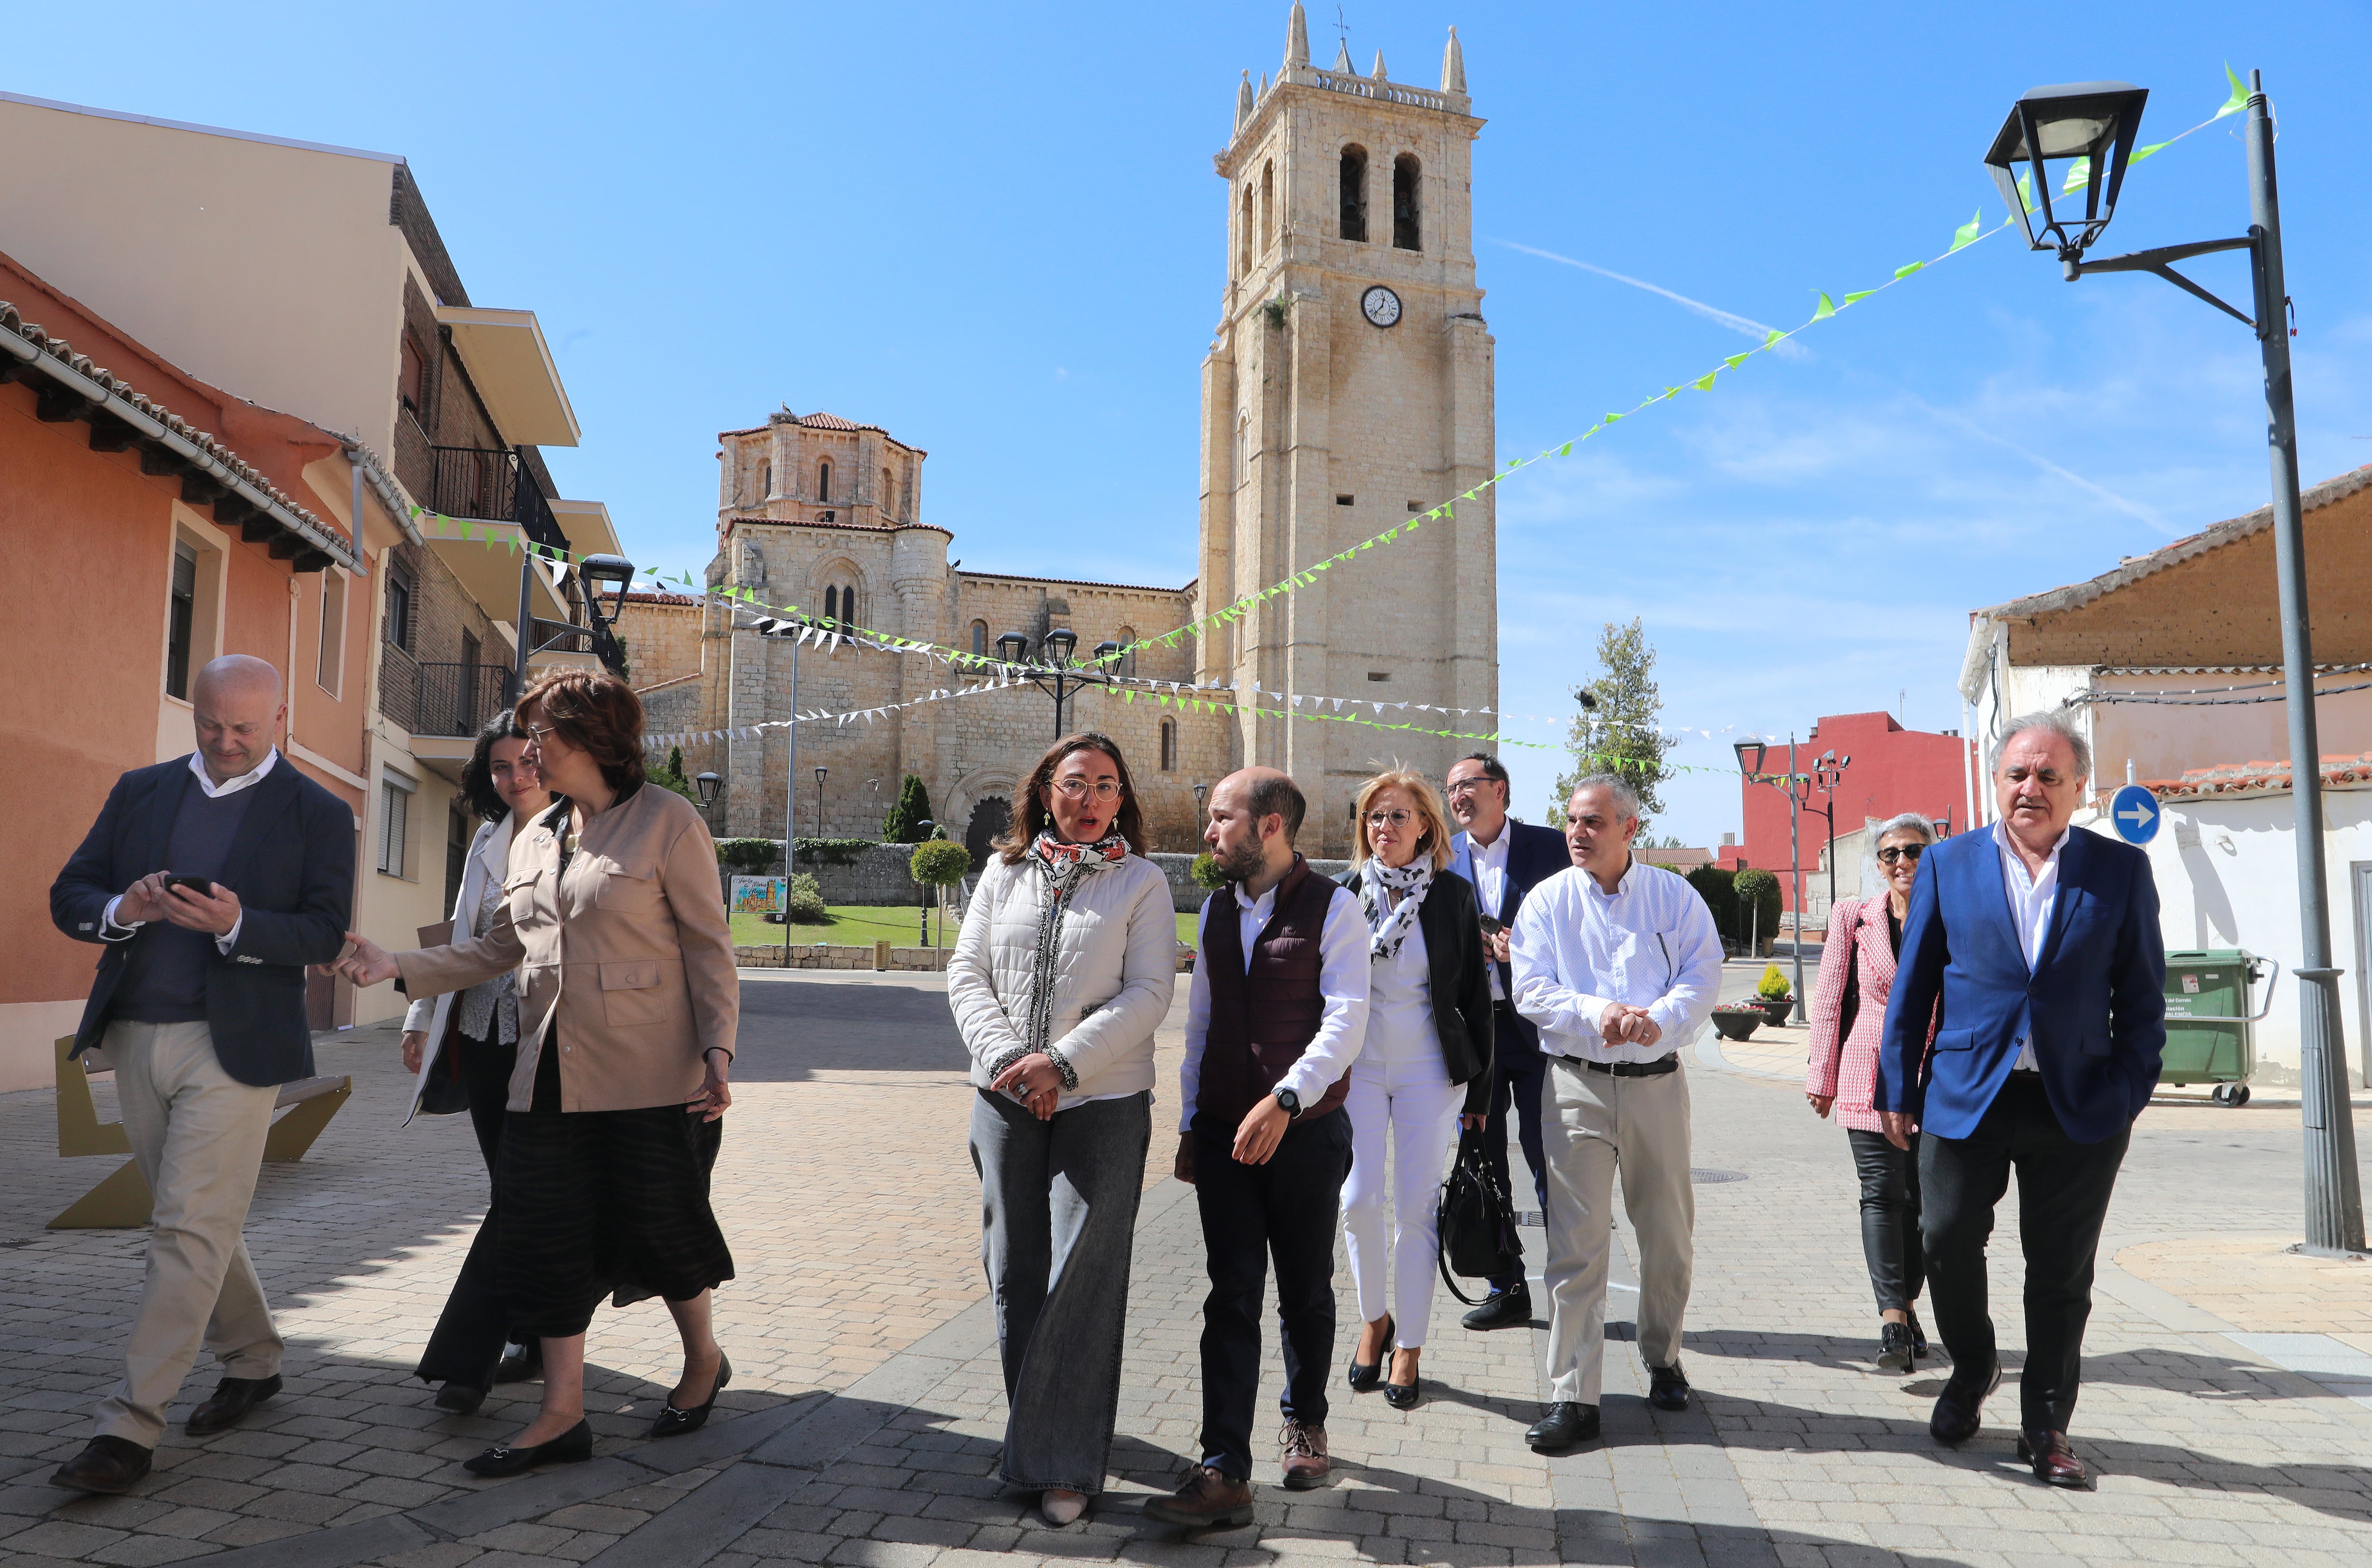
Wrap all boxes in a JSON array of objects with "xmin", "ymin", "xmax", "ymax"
[
  {"xmin": 1876, "ymin": 712, "xmax": 2164, "ymax": 1490},
  {"xmin": 46, "ymin": 656, "xmax": 356, "ymax": 1495},
  {"xmin": 1444, "ymin": 752, "xmax": 1572, "ymax": 1330}
]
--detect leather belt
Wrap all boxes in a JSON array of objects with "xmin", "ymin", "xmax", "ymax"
[{"xmin": 1579, "ymin": 1054, "xmax": 1679, "ymax": 1078}]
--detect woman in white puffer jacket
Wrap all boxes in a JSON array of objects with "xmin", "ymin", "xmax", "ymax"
[{"xmin": 947, "ymin": 731, "xmax": 1177, "ymax": 1528}]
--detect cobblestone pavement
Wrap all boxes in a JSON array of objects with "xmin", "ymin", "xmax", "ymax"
[{"xmin": 3, "ymin": 966, "xmax": 2370, "ymax": 1565}]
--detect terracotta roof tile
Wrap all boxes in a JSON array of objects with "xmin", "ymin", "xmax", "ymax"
[{"xmin": 2142, "ymin": 752, "xmax": 2372, "ymax": 799}]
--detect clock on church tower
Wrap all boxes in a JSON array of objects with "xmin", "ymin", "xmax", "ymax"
[{"xmin": 1195, "ymin": 3, "xmax": 1499, "ymax": 856}]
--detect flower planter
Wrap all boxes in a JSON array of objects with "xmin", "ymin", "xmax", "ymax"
[
  {"xmin": 1710, "ymin": 1009, "xmax": 1762, "ymax": 1042},
  {"xmin": 1752, "ymin": 996, "xmax": 1795, "ymax": 1028}
]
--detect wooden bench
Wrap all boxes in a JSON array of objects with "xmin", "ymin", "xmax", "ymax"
[{"xmin": 47, "ymin": 1035, "xmax": 351, "ymax": 1230}]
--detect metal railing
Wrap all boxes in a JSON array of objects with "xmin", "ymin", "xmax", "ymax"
[
  {"xmin": 427, "ymin": 445, "xmax": 568, "ymax": 554},
  {"xmin": 380, "ymin": 653, "xmax": 517, "ymax": 739}
]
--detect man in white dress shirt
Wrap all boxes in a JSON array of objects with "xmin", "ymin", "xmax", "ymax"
[
  {"xmin": 1512, "ymin": 775, "xmax": 1724, "ymax": 1451},
  {"xmin": 1145, "ymin": 767, "xmax": 1370, "ymax": 1527}
]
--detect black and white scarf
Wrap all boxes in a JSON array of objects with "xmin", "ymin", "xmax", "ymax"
[
  {"xmin": 1011, "ymin": 829, "xmax": 1130, "ymax": 1090},
  {"xmin": 1358, "ymin": 858, "xmax": 1435, "ymax": 962}
]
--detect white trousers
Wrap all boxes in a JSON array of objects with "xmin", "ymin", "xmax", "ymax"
[
  {"xmin": 1541, "ymin": 1057, "xmax": 1694, "ymax": 1405},
  {"xmin": 1341, "ymin": 1056, "xmax": 1464, "ymax": 1350},
  {"xmin": 91, "ymin": 1020, "xmax": 284, "ymax": 1446}
]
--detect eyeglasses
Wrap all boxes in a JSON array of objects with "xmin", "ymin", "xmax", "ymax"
[
  {"xmin": 1052, "ymin": 779, "xmax": 1124, "ymax": 801},
  {"xmin": 1445, "ymin": 779, "xmax": 1490, "ymax": 797},
  {"xmin": 1365, "ymin": 809, "xmax": 1415, "ymax": 828},
  {"xmin": 1877, "ymin": 844, "xmax": 1927, "ymax": 864},
  {"xmin": 521, "ymin": 724, "xmax": 556, "ymax": 745}
]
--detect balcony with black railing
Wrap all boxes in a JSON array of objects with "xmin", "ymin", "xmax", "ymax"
[
  {"xmin": 426, "ymin": 445, "xmax": 568, "ymax": 554},
  {"xmin": 378, "ymin": 649, "xmax": 517, "ymax": 739}
]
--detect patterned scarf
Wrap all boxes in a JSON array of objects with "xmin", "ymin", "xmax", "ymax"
[
  {"xmin": 1019, "ymin": 829, "xmax": 1131, "ymax": 1081},
  {"xmin": 1359, "ymin": 858, "xmax": 1435, "ymax": 962}
]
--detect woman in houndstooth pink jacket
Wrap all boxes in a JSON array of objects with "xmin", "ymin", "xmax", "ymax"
[{"xmin": 1807, "ymin": 811, "xmax": 1941, "ymax": 1374}]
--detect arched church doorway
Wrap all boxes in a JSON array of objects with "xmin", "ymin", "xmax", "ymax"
[{"xmin": 964, "ymin": 796, "xmax": 1012, "ymax": 872}]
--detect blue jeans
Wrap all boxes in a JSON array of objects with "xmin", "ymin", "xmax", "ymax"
[{"xmin": 969, "ymin": 1088, "xmax": 1151, "ymax": 1494}]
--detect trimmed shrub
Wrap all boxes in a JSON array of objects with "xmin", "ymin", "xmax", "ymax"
[
  {"xmin": 882, "ymin": 774, "xmax": 934, "ymax": 842},
  {"xmin": 1757, "ymin": 962, "xmax": 1792, "ymax": 1001},
  {"xmin": 1685, "ymin": 866, "xmax": 1737, "ymax": 941},
  {"xmin": 792, "ymin": 838, "xmax": 876, "ymax": 866},
  {"xmin": 783, "ymin": 872, "xmax": 827, "ymax": 924},
  {"xmin": 910, "ymin": 839, "xmax": 971, "ymax": 891},
  {"xmin": 1732, "ymin": 867, "xmax": 1782, "ymax": 951},
  {"xmin": 1190, "ymin": 851, "xmax": 1229, "ymax": 891}
]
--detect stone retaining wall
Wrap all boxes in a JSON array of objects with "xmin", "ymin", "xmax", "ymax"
[
  {"xmin": 733, "ymin": 942, "xmax": 951, "ymax": 972},
  {"xmin": 722, "ymin": 845, "xmax": 1352, "ymax": 915}
]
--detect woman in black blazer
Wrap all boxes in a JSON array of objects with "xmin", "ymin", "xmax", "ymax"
[{"xmin": 1336, "ymin": 769, "xmax": 1494, "ymax": 1410}]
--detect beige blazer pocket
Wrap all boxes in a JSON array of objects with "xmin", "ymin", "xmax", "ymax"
[
  {"xmin": 594, "ymin": 861, "xmax": 665, "ymax": 912},
  {"xmin": 599, "ymin": 959, "xmax": 669, "ymax": 1026},
  {"xmin": 503, "ymin": 870, "xmax": 542, "ymax": 924}
]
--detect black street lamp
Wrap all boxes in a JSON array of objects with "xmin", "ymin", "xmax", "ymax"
[
  {"xmin": 813, "ymin": 765, "xmax": 828, "ymax": 840},
  {"xmin": 693, "ymin": 771, "xmax": 721, "ymax": 807},
  {"xmin": 578, "ymin": 554, "xmax": 636, "ymax": 630},
  {"xmin": 998, "ymin": 627, "xmax": 1113, "ymax": 739},
  {"xmin": 1734, "ymin": 735, "xmax": 1833, "ymax": 1022},
  {"xmin": 1985, "ymin": 71, "xmax": 2363, "ymax": 1255}
]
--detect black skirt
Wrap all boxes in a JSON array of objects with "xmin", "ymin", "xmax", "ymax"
[{"xmin": 495, "ymin": 1034, "xmax": 734, "ymax": 1338}]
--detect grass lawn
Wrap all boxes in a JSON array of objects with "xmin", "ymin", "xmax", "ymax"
[
  {"xmin": 729, "ymin": 904, "xmax": 956, "ymax": 950},
  {"xmin": 729, "ymin": 907, "xmax": 1204, "ymax": 953}
]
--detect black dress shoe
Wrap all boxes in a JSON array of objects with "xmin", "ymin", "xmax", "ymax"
[
  {"xmin": 493, "ymin": 1342, "xmax": 543, "ymax": 1384},
  {"xmin": 1905, "ymin": 1309, "xmax": 1929, "ymax": 1358},
  {"xmin": 1928, "ymin": 1361, "xmax": 2001, "ymax": 1446},
  {"xmin": 462, "ymin": 1418, "xmax": 593, "ymax": 1476},
  {"xmin": 1525, "ymin": 1401, "xmax": 1600, "ymax": 1451},
  {"xmin": 650, "ymin": 1351, "xmax": 732, "ymax": 1438},
  {"xmin": 1462, "ymin": 1286, "xmax": 1532, "ymax": 1331},
  {"xmin": 186, "ymin": 1373, "xmax": 282, "ymax": 1436},
  {"xmin": 1346, "ymin": 1314, "xmax": 1392, "ymax": 1392},
  {"xmin": 1647, "ymin": 1362, "xmax": 1690, "ymax": 1411},
  {"xmin": 435, "ymin": 1380, "xmax": 487, "ymax": 1415},
  {"xmin": 51, "ymin": 1436, "xmax": 152, "ymax": 1494},
  {"xmin": 1876, "ymin": 1321, "xmax": 1916, "ymax": 1375},
  {"xmin": 2017, "ymin": 1428, "xmax": 2093, "ymax": 1489}
]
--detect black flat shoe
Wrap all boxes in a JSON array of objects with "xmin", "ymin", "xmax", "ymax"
[
  {"xmin": 1928, "ymin": 1360, "xmax": 2001, "ymax": 1446},
  {"xmin": 462, "ymin": 1418, "xmax": 592, "ymax": 1476},
  {"xmin": 1525, "ymin": 1401, "xmax": 1600, "ymax": 1451},
  {"xmin": 1345, "ymin": 1316, "xmax": 1390, "ymax": 1393},
  {"xmin": 1906, "ymin": 1308, "xmax": 1929, "ymax": 1358},
  {"xmin": 1875, "ymin": 1321, "xmax": 1915, "ymax": 1375},
  {"xmin": 492, "ymin": 1342, "xmax": 542, "ymax": 1385},
  {"xmin": 650, "ymin": 1350, "xmax": 731, "ymax": 1438},
  {"xmin": 434, "ymin": 1380, "xmax": 487, "ymax": 1415}
]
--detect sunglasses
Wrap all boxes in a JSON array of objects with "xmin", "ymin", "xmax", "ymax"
[{"xmin": 1877, "ymin": 844, "xmax": 1926, "ymax": 865}]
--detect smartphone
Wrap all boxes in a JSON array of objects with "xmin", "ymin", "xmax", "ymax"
[
  {"xmin": 162, "ymin": 874, "xmax": 215, "ymax": 897},
  {"xmin": 1478, "ymin": 916, "xmax": 1504, "ymax": 938}
]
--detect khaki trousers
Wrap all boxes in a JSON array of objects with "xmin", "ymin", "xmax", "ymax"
[
  {"xmin": 90, "ymin": 1020, "xmax": 284, "ymax": 1446},
  {"xmin": 1540, "ymin": 1057, "xmax": 1694, "ymax": 1406}
]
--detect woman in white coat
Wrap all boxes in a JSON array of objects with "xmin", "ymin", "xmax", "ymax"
[
  {"xmin": 398, "ymin": 711, "xmax": 551, "ymax": 1413},
  {"xmin": 948, "ymin": 732, "xmax": 1176, "ymax": 1527}
]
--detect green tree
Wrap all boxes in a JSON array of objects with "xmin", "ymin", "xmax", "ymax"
[
  {"xmin": 650, "ymin": 744, "xmax": 696, "ymax": 803},
  {"xmin": 1551, "ymin": 618, "xmax": 1668, "ymax": 829},
  {"xmin": 881, "ymin": 774, "xmax": 934, "ymax": 842}
]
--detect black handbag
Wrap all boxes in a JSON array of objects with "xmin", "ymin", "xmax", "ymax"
[
  {"xmin": 1436, "ymin": 1123, "xmax": 1522, "ymax": 1305},
  {"xmin": 415, "ymin": 1010, "xmax": 471, "ymax": 1116}
]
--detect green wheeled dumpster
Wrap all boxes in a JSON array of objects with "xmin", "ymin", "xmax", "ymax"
[{"xmin": 2160, "ymin": 949, "xmax": 2279, "ymax": 1106}]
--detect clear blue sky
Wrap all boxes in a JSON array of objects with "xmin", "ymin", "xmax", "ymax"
[{"xmin": 14, "ymin": 2, "xmax": 2370, "ymax": 844}]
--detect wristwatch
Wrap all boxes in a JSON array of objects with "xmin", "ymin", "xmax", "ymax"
[{"xmin": 1273, "ymin": 1087, "xmax": 1301, "ymax": 1119}]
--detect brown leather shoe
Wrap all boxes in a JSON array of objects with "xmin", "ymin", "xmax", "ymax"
[
  {"xmin": 1279, "ymin": 1419, "xmax": 1330, "ymax": 1489},
  {"xmin": 2017, "ymin": 1428, "xmax": 2093, "ymax": 1489},
  {"xmin": 1140, "ymin": 1464, "xmax": 1254, "ymax": 1528},
  {"xmin": 51, "ymin": 1436, "xmax": 152, "ymax": 1494},
  {"xmin": 186, "ymin": 1373, "xmax": 282, "ymax": 1436}
]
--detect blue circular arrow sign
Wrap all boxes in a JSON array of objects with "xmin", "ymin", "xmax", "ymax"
[{"xmin": 2109, "ymin": 783, "xmax": 2162, "ymax": 845}]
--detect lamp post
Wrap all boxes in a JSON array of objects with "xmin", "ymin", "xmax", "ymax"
[
  {"xmin": 996, "ymin": 628, "xmax": 1115, "ymax": 739},
  {"xmin": 1800, "ymin": 750, "xmax": 1851, "ymax": 919},
  {"xmin": 1984, "ymin": 72, "xmax": 2363, "ymax": 1254},
  {"xmin": 694, "ymin": 770, "xmax": 721, "ymax": 820},
  {"xmin": 1735, "ymin": 736, "xmax": 1816, "ymax": 1021},
  {"xmin": 513, "ymin": 551, "xmax": 635, "ymax": 695},
  {"xmin": 813, "ymin": 766, "xmax": 828, "ymax": 840}
]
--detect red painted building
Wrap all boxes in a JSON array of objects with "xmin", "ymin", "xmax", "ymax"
[{"xmin": 1738, "ymin": 712, "xmax": 1977, "ymax": 912}]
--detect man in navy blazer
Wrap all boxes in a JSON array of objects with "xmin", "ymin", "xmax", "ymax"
[
  {"xmin": 1876, "ymin": 712, "xmax": 2164, "ymax": 1489},
  {"xmin": 46, "ymin": 656, "xmax": 355, "ymax": 1495},
  {"xmin": 1444, "ymin": 752, "xmax": 1572, "ymax": 1330}
]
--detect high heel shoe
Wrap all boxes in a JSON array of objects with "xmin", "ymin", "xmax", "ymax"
[
  {"xmin": 650, "ymin": 1350, "xmax": 732, "ymax": 1438},
  {"xmin": 1345, "ymin": 1315, "xmax": 1392, "ymax": 1392},
  {"xmin": 461, "ymin": 1418, "xmax": 592, "ymax": 1476},
  {"xmin": 1383, "ymin": 1349, "xmax": 1422, "ymax": 1410}
]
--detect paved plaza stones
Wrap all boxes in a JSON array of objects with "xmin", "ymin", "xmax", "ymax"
[{"xmin": 2, "ymin": 964, "xmax": 2370, "ymax": 1565}]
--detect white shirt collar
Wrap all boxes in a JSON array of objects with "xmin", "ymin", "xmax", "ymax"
[
  {"xmin": 188, "ymin": 748, "xmax": 279, "ymax": 800},
  {"xmin": 1583, "ymin": 854, "xmax": 1638, "ymax": 899},
  {"xmin": 1992, "ymin": 816, "xmax": 2071, "ymax": 873}
]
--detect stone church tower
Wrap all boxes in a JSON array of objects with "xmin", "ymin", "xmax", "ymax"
[{"xmin": 1199, "ymin": 5, "xmax": 1497, "ymax": 855}]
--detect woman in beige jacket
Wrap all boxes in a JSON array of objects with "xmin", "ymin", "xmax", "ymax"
[
  {"xmin": 332, "ymin": 670, "xmax": 738, "ymax": 1476},
  {"xmin": 947, "ymin": 732, "xmax": 1175, "ymax": 1526}
]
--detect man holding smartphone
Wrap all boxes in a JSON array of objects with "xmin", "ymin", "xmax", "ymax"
[{"xmin": 46, "ymin": 655, "xmax": 355, "ymax": 1494}]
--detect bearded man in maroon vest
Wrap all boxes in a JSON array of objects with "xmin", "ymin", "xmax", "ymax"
[{"xmin": 1142, "ymin": 768, "xmax": 1371, "ymax": 1528}]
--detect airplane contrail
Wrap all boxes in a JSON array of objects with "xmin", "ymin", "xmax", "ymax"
[{"xmin": 1493, "ymin": 239, "xmax": 1804, "ymax": 355}]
